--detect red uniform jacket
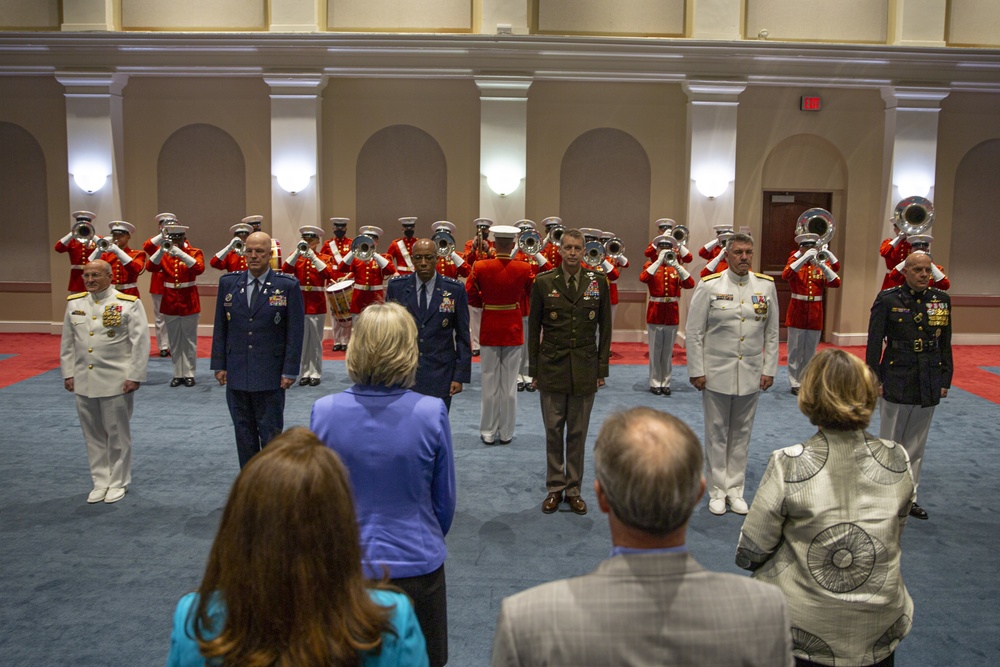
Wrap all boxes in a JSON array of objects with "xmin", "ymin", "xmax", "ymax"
[
  {"xmin": 436, "ymin": 254, "xmax": 471, "ymax": 279},
  {"xmin": 210, "ymin": 250, "xmax": 247, "ymax": 273},
  {"xmin": 147, "ymin": 244, "xmax": 205, "ymax": 315},
  {"xmin": 540, "ymin": 241, "xmax": 562, "ymax": 269},
  {"xmin": 387, "ymin": 237, "xmax": 418, "ymax": 275},
  {"xmin": 463, "ymin": 238, "xmax": 496, "ymax": 262},
  {"xmin": 640, "ymin": 261, "xmax": 695, "ymax": 325},
  {"xmin": 782, "ymin": 258, "xmax": 841, "ymax": 330},
  {"xmin": 884, "ymin": 265, "xmax": 950, "ymax": 292},
  {"xmin": 97, "ymin": 246, "xmax": 146, "ymax": 297},
  {"xmin": 283, "ymin": 253, "xmax": 336, "ymax": 315},
  {"xmin": 54, "ymin": 238, "xmax": 93, "ymax": 292},
  {"xmin": 645, "ymin": 242, "xmax": 692, "ymax": 263},
  {"xmin": 466, "ymin": 256, "xmax": 534, "ymax": 346},
  {"xmin": 321, "ymin": 236, "xmax": 353, "ymax": 281},
  {"xmin": 143, "ymin": 236, "xmax": 166, "ymax": 296},
  {"xmin": 339, "ymin": 254, "xmax": 395, "ymax": 314},
  {"xmin": 880, "ymin": 237, "xmax": 912, "ymax": 290},
  {"xmin": 512, "ymin": 251, "xmax": 547, "ymax": 315}
]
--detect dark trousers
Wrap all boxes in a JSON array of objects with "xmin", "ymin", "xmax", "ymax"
[
  {"xmin": 539, "ymin": 391, "xmax": 596, "ymax": 497},
  {"xmin": 796, "ymin": 655, "xmax": 893, "ymax": 667},
  {"xmin": 226, "ymin": 387, "xmax": 285, "ymax": 468},
  {"xmin": 392, "ymin": 564, "xmax": 448, "ymax": 667}
]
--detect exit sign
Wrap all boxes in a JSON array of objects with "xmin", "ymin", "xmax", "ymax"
[{"xmin": 801, "ymin": 96, "xmax": 822, "ymax": 111}]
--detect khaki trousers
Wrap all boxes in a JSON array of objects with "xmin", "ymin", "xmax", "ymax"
[{"xmin": 540, "ymin": 391, "xmax": 596, "ymax": 497}]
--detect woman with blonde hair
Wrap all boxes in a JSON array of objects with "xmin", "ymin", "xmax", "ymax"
[
  {"xmin": 166, "ymin": 427, "xmax": 428, "ymax": 666},
  {"xmin": 311, "ymin": 300, "xmax": 456, "ymax": 667},
  {"xmin": 736, "ymin": 348, "xmax": 915, "ymax": 667}
]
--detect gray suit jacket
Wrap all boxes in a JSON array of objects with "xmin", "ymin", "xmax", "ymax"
[{"xmin": 491, "ymin": 551, "xmax": 793, "ymax": 667}]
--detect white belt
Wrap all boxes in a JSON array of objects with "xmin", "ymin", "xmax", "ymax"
[
  {"xmin": 648, "ymin": 296, "xmax": 678, "ymax": 303},
  {"xmin": 354, "ymin": 284, "xmax": 384, "ymax": 292},
  {"xmin": 115, "ymin": 283, "xmax": 137, "ymax": 290},
  {"xmin": 791, "ymin": 293, "xmax": 822, "ymax": 302},
  {"xmin": 164, "ymin": 281, "xmax": 197, "ymax": 289},
  {"xmin": 300, "ymin": 285, "xmax": 325, "ymax": 291},
  {"xmin": 71, "ymin": 264, "xmax": 84, "ymax": 270}
]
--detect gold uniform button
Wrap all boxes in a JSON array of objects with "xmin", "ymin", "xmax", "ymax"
[
  {"xmin": 88, "ymin": 348, "xmax": 93, "ymax": 353},
  {"xmin": 738, "ymin": 355, "xmax": 743, "ymax": 360},
  {"xmin": 88, "ymin": 364, "xmax": 93, "ymax": 369},
  {"xmin": 92, "ymin": 315, "xmax": 97, "ymax": 320},
  {"xmin": 89, "ymin": 331, "xmax": 94, "ymax": 336}
]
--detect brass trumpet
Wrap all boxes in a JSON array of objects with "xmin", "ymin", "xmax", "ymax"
[
  {"xmin": 432, "ymin": 230, "xmax": 456, "ymax": 257},
  {"xmin": 604, "ymin": 237, "xmax": 625, "ymax": 259},
  {"xmin": 297, "ymin": 240, "xmax": 310, "ymax": 254},
  {"xmin": 671, "ymin": 225, "xmax": 689, "ymax": 247},
  {"xmin": 894, "ymin": 196, "xmax": 934, "ymax": 236},
  {"xmin": 518, "ymin": 230, "xmax": 542, "ymax": 255},
  {"xmin": 351, "ymin": 234, "xmax": 376, "ymax": 261},
  {"xmin": 795, "ymin": 208, "xmax": 836, "ymax": 247},
  {"xmin": 160, "ymin": 238, "xmax": 174, "ymax": 253},
  {"xmin": 549, "ymin": 225, "xmax": 566, "ymax": 247},
  {"xmin": 584, "ymin": 240, "xmax": 605, "ymax": 266},
  {"xmin": 96, "ymin": 237, "xmax": 112, "ymax": 252},
  {"xmin": 232, "ymin": 239, "xmax": 245, "ymax": 256},
  {"xmin": 72, "ymin": 221, "xmax": 96, "ymax": 243}
]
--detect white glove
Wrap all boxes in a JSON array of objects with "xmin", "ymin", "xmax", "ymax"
[
  {"xmin": 534, "ymin": 252, "xmax": 548, "ymax": 268},
  {"xmin": 792, "ymin": 249, "xmax": 803, "ymax": 259},
  {"xmin": 150, "ymin": 247, "xmax": 164, "ymax": 264},
  {"xmin": 450, "ymin": 251, "xmax": 464, "ymax": 268},
  {"xmin": 111, "ymin": 244, "xmax": 130, "ymax": 263},
  {"xmin": 665, "ymin": 254, "xmax": 680, "ymax": 268},
  {"xmin": 647, "ymin": 253, "xmax": 664, "ymax": 273},
  {"xmin": 341, "ymin": 251, "xmax": 355, "ymax": 265},
  {"xmin": 150, "ymin": 232, "xmax": 164, "ymax": 247},
  {"xmin": 374, "ymin": 254, "xmax": 389, "ymax": 269},
  {"xmin": 820, "ymin": 262, "xmax": 838, "ymax": 282},
  {"xmin": 215, "ymin": 245, "xmax": 232, "ymax": 261},
  {"xmin": 602, "ymin": 260, "xmax": 615, "ymax": 273},
  {"xmin": 60, "ymin": 231, "xmax": 74, "ymax": 245},
  {"xmin": 87, "ymin": 246, "xmax": 102, "ymax": 262},
  {"xmin": 311, "ymin": 255, "xmax": 327, "ymax": 271},
  {"xmin": 678, "ymin": 244, "xmax": 691, "ymax": 260},
  {"xmin": 701, "ymin": 238, "xmax": 719, "ymax": 253},
  {"xmin": 677, "ymin": 265, "xmax": 691, "ymax": 281},
  {"xmin": 931, "ymin": 264, "xmax": 945, "ymax": 281},
  {"xmin": 174, "ymin": 248, "xmax": 196, "ymax": 267},
  {"xmin": 821, "ymin": 248, "xmax": 839, "ymax": 266},
  {"xmin": 893, "ymin": 259, "xmax": 905, "ymax": 272},
  {"xmin": 616, "ymin": 254, "xmax": 629, "ymax": 267},
  {"xmin": 890, "ymin": 231, "xmax": 907, "ymax": 248},
  {"xmin": 286, "ymin": 249, "xmax": 301, "ymax": 265}
]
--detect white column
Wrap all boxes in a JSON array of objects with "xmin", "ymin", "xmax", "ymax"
[
  {"xmin": 62, "ymin": 0, "xmax": 116, "ymax": 31},
  {"xmin": 683, "ymin": 81, "xmax": 746, "ymax": 239},
  {"xmin": 476, "ymin": 76, "xmax": 532, "ymax": 224},
  {"xmin": 880, "ymin": 86, "xmax": 950, "ymax": 232},
  {"xmin": 265, "ymin": 74, "xmax": 328, "ymax": 245},
  {"xmin": 56, "ymin": 72, "xmax": 128, "ymax": 222},
  {"xmin": 690, "ymin": 0, "xmax": 741, "ymax": 40},
  {"xmin": 890, "ymin": 0, "xmax": 947, "ymax": 47}
]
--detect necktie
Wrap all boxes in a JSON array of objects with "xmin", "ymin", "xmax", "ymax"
[
  {"xmin": 250, "ymin": 278, "xmax": 260, "ymax": 308},
  {"xmin": 568, "ymin": 274, "xmax": 577, "ymax": 292},
  {"xmin": 419, "ymin": 282, "xmax": 428, "ymax": 314}
]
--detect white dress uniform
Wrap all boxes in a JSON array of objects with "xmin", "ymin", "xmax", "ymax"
[
  {"xmin": 60, "ymin": 287, "xmax": 149, "ymax": 498},
  {"xmin": 686, "ymin": 268, "xmax": 779, "ymax": 505}
]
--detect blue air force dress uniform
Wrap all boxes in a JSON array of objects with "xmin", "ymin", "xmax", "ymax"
[
  {"xmin": 386, "ymin": 272, "xmax": 472, "ymax": 411},
  {"xmin": 60, "ymin": 286, "xmax": 149, "ymax": 502},
  {"xmin": 685, "ymin": 267, "xmax": 779, "ymax": 513},
  {"xmin": 211, "ymin": 267, "xmax": 304, "ymax": 467}
]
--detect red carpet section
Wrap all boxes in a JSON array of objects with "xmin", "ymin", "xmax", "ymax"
[{"xmin": 3, "ymin": 333, "xmax": 998, "ymax": 404}]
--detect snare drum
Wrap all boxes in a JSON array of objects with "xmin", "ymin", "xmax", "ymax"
[{"xmin": 326, "ymin": 279, "xmax": 355, "ymax": 321}]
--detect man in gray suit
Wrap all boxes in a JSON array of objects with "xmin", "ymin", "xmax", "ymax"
[{"xmin": 490, "ymin": 407, "xmax": 793, "ymax": 667}]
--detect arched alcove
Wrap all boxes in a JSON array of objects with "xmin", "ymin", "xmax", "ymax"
[
  {"xmin": 158, "ymin": 123, "xmax": 246, "ymax": 282},
  {"xmin": 356, "ymin": 125, "xmax": 447, "ymax": 232},
  {"xmin": 560, "ymin": 128, "xmax": 651, "ymax": 291},
  {"xmin": 951, "ymin": 139, "xmax": 1000, "ymax": 294},
  {"xmin": 0, "ymin": 122, "xmax": 48, "ymax": 282}
]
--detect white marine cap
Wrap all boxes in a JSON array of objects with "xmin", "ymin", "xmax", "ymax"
[
  {"xmin": 398, "ymin": 216, "xmax": 418, "ymax": 226},
  {"xmin": 155, "ymin": 212, "xmax": 177, "ymax": 225},
  {"xmin": 473, "ymin": 218, "xmax": 493, "ymax": 228},
  {"xmin": 600, "ymin": 230, "xmax": 614, "ymax": 241},
  {"xmin": 515, "ymin": 219, "xmax": 536, "ymax": 231},
  {"xmin": 108, "ymin": 221, "xmax": 136, "ymax": 235},
  {"xmin": 299, "ymin": 225, "xmax": 324, "ymax": 238},
  {"xmin": 579, "ymin": 227, "xmax": 602, "ymax": 240},
  {"xmin": 795, "ymin": 232, "xmax": 820, "ymax": 245},
  {"xmin": 329, "ymin": 217, "xmax": 350, "ymax": 226},
  {"xmin": 431, "ymin": 221, "xmax": 457, "ymax": 235},
  {"xmin": 653, "ymin": 235, "xmax": 676, "ymax": 249},
  {"xmin": 489, "ymin": 225, "xmax": 520, "ymax": 241},
  {"xmin": 230, "ymin": 223, "xmax": 253, "ymax": 235},
  {"xmin": 655, "ymin": 218, "xmax": 675, "ymax": 230},
  {"xmin": 242, "ymin": 215, "xmax": 264, "ymax": 226},
  {"xmin": 72, "ymin": 210, "xmax": 96, "ymax": 223},
  {"xmin": 163, "ymin": 224, "xmax": 189, "ymax": 235},
  {"xmin": 541, "ymin": 216, "xmax": 562, "ymax": 228},
  {"xmin": 359, "ymin": 225, "xmax": 383, "ymax": 238},
  {"xmin": 908, "ymin": 234, "xmax": 933, "ymax": 246},
  {"xmin": 713, "ymin": 224, "xmax": 735, "ymax": 235}
]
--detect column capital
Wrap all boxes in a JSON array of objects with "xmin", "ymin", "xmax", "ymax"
[
  {"xmin": 682, "ymin": 80, "xmax": 747, "ymax": 105},
  {"xmin": 55, "ymin": 71, "xmax": 128, "ymax": 97},
  {"xmin": 475, "ymin": 76, "xmax": 533, "ymax": 101},
  {"xmin": 881, "ymin": 86, "xmax": 951, "ymax": 110},
  {"xmin": 263, "ymin": 73, "xmax": 329, "ymax": 97}
]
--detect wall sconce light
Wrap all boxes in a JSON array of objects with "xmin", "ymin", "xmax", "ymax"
[
  {"xmin": 275, "ymin": 169, "xmax": 312, "ymax": 195},
  {"xmin": 486, "ymin": 171, "xmax": 522, "ymax": 198},
  {"xmin": 73, "ymin": 170, "xmax": 108, "ymax": 194},
  {"xmin": 894, "ymin": 176, "xmax": 931, "ymax": 200},
  {"xmin": 695, "ymin": 176, "xmax": 729, "ymax": 200}
]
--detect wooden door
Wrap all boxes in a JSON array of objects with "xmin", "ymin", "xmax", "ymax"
[{"xmin": 761, "ymin": 191, "xmax": 832, "ymax": 341}]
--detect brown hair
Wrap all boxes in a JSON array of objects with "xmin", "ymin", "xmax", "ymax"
[
  {"xmin": 560, "ymin": 228, "xmax": 585, "ymax": 244},
  {"xmin": 192, "ymin": 428, "xmax": 395, "ymax": 666},
  {"xmin": 594, "ymin": 407, "xmax": 704, "ymax": 536},
  {"xmin": 798, "ymin": 348, "xmax": 878, "ymax": 431}
]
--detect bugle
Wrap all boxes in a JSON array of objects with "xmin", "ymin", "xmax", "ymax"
[
  {"xmin": 584, "ymin": 240, "xmax": 605, "ymax": 266},
  {"xmin": 232, "ymin": 239, "xmax": 245, "ymax": 256},
  {"xmin": 549, "ymin": 225, "xmax": 565, "ymax": 247},
  {"xmin": 72, "ymin": 221, "xmax": 96, "ymax": 243},
  {"xmin": 795, "ymin": 208, "xmax": 836, "ymax": 247},
  {"xmin": 432, "ymin": 230, "xmax": 456, "ymax": 257},
  {"xmin": 604, "ymin": 237, "xmax": 625, "ymax": 259},
  {"xmin": 297, "ymin": 240, "xmax": 310, "ymax": 254},
  {"xmin": 160, "ymin": 238, "xmax": 174, "ymax": 253},
  {"xmin": 96, "ymin": 237, "xmax": 112, "ymax": 252},
  {"xmin": 518, "ymin": 230, "xmax": 542, "ymax": 255},
  {"xmin": 894, "ymin": 196, "xmax": 934, "ymax": 236},
  {"xmin": 671, "ymin": 225, "xmax": 689, "ymax": 247},
  {"xmin": 351, "ymin": 234, "xmax": 376, "ymax": 261}
]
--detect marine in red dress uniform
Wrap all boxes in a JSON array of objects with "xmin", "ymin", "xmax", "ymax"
[
  {"xmin": 337, "ymin": 225, "xmax": 395, "ymax": 315},
  {"xmin": 210, "ymin": 223, "xmax": 251, "ymax": 273},
  {"xmin": 143, "ymin": 212, "xmax": 177, "ymax": 356},
  {"xmin": 147, "ymin": 224, "xmax": 205, "ymax": 386},
  {"xmin": 880, "ymin": 221, "xmax": 912, "ymax": 291},
  {"xmin": 512, "ymin": 220, "xmax": 550, "ymax": 391},
  {"xmin": 284, "ymin": 225, "xmax": 336, "ymax": 385},
  {"xmin": 700, "ymin": 226, "xmax": 735, "ymax": 277},
  {"xmin": 464, "ymin": 218, "xmax": 496, "ymax": 356},
  {"xmin": 641, "ymin": 236, "xmax": 696, "ymax": 395},
  {"xmin": 644, "ymin": 219, "xmax": 693, "ymax": 265},
  {"xmin": 386, "ymin": 217, "xmax": 419, "ymax": 276},
  {"xmin": 89, "ymin": 221, "xmax": 146, "ymax": 298},
  {"xmin": 322, "ymin": 217, "xmax": 355, "ymax": 351},
  {"xmin": 55, "ymin": 211, "xmax": 98, "ymax": 293},
  {"xmin": 430, "ymin": 221, "xmax": 471, "ymax": 279},
  {"xmin": 883, "ymin": 235, "xmax": 949, "ymax": 291},
  {"xmin": 539, "ymin": 216, "xmax": 564, "ymax": 270}
]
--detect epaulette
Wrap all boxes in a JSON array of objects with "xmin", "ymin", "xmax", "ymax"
[
  {"xmin": 537, "ymin": 267, "xmax": 558, "ymax": 278},
  {"xmin": 754, "ymin": 272, "xmax": 774, "ymax": 282},
  {"xmin": 67, "ymin": 292, "xmax": 87, "ymax": 300},
  {"xmin": 388, "ymin": 274, "xmax": 407, "ymax": 282},
  {"xmin": 440, "ymin": 275, "xmax": 463, "ymax": 286},
  {"xmin": 701, "ymin": 273, "xmax": 722, "ymax": 282},
  {"xmin": 115, "ymin": 293, "xmax": 138, "ymax": 302}
]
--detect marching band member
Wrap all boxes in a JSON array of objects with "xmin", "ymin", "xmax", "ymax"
[
  {"xmin": 242, "ymin": 215, "xmax": 282, "ymax": 269},
  {"xmin": 55, "ymin": 211, "xmax": 98, "ymax": 293},
  {"xmin": 699, "ymin": 224, "xmax": 735, "ymax": 262},
  {"xmin": 599, "ymin": 229, "xmax": 628, "ymax": 325},
  {"xmin": 644, "ymin": 219, "xmax": 693, "ymax": 264},
  {"xmin": 387, "ymin": 216, "xmax": 419, "ymax": 276},
  {"xmin": 640, "ymin": 236, "xmax": 695, "ymax": 396},
  {"xmin": 466, "ymin": 226, "xmax": 534, "ymax": 444},
  {"xmin": 283, "ymin": 225, "xmax": 336, "ymax": 387},
  {"xmin": 209, "ymin": 223, "xmax": 251, "ymax": 273},
  {"xmin": 143, "ymin": 212, "xmax": 177, "ymax": 357},
  {"xmin": 321, "ymin": 217, "xmax": 354, "ymax": 351},
  {"xmin": 464, "ymin": 218, "xmax": 496, "ymax": 356},
  {"xmin": 88, "ymin": 221, "xmax": 146, "ymax": 298},
  {"xmin": 701, "ymin": 228, "xmax": 734, "ymax": 277},
  {"xmin": 782, "ymin": 232, "xmax": 841, "ymax": 394},
  {"xmin": 147, "ymin": 223, "xmax": 205, "ymax": 387},
  {"xmin": 581, "ymin": 228, "xmax": 619, "ymax": 348},
  {"xmin": 539, "ymin": 216, "xmax": 564, "ymax": 269},
  {"xmin": 338, "ymin": 225, "xmax": 395, "ymax": 315},
  {"xmin": 884, "ymin": 235, "xmax": 950, "ymax": 291},
  {"xmin": 513, "ymin": 220, "xmax": 549, "ymax": 391},
  {"xmin": 430, "ymin": 221, "xmax": 471, "ymax": 279},
  {"xmin": 879, "ymin": 220, "xmax": 911, "ymax": 291}
]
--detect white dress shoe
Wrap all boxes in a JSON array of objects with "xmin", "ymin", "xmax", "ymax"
[
  {"xmin": 727, "ymin": 497, "xmax": 749, "ymax": 514},
  {"xmin": 104, "ymin": 487, "xmax": 127, "ymax": 504},
  {"xmin": 87, "ymin": 488, "xmax": 108, "ymax": 504},
  {"xmin": 708, "ymin": 498, "xmax": 727, "ymax": 515}
]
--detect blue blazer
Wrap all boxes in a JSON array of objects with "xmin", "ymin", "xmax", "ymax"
[
  {"xmin": 386, "ymin": 274, "xmax": 471, "ymax": 400},
  {"xmin": 210, "ymin": 270, "xmax": 305, "ymax": 392}
]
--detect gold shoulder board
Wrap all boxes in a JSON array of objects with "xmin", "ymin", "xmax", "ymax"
[
  {"xmin": 67, "ymin": 292, "xmax": 87, "ymax": 300},
  {"xmin": 754, "ymin": 272, "xmax": 774, "ymax": 282},
  {"xmin": 701, "ymin": 274, "xmax": 721, "ymax": 282},
  {"xmin": 116, "ymin": 293, "xmax": 139, "ymax": 302}
]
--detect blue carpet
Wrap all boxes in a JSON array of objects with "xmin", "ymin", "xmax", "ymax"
[{"xmin": 1, "ymin": 355, "xmax": 998, "ymax": 665}]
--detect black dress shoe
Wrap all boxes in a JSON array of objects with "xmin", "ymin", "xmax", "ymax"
[
  {"xmin": 525, "ymin": 384, "xmax": 536, "ymax": 393},
  {"xmin": 183, "ymin": 377, "xmax": 195, "ymax": 387},
  {"xmin": 663, "ymin": 387, "xmax": 672, "ymax": 396},
  {"xmin": 472, "ymin": 349, "xmax": 480, "ymax": 357},
  {"xmin": 309, "ymin": 378, "xmax": 321, "ymax": 386},
  {"xmin": 169, "ymin": 377, "xmax": 183, "ymax": 387},
  {"xmin": 567, "ymin": 496, "xmax": 588, "ymax": 515},
  {"xmin": 499, "ymin": 437, "xmax": 512, "ymax": 445},
  {"xmin": 542, "ymin": 492, "xmax": 562, "ymax": 514},
  {"xmin": 909, "ymin": 503, "xmax": 929, "ymax": 520},
  {"xmin": 650, "ymin": 387, "xmax": 663, "ymax": 395},
  {"xmin": 159, "ymin": 349, "xmax": 170, "ymax": 358},
  {"xmin": 517, "ymin": 382, "xmax": 525, "ymax": 392},
  {"xmin": 299, "ymin": 377, "xmax": 311, "ymax": 386}
]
